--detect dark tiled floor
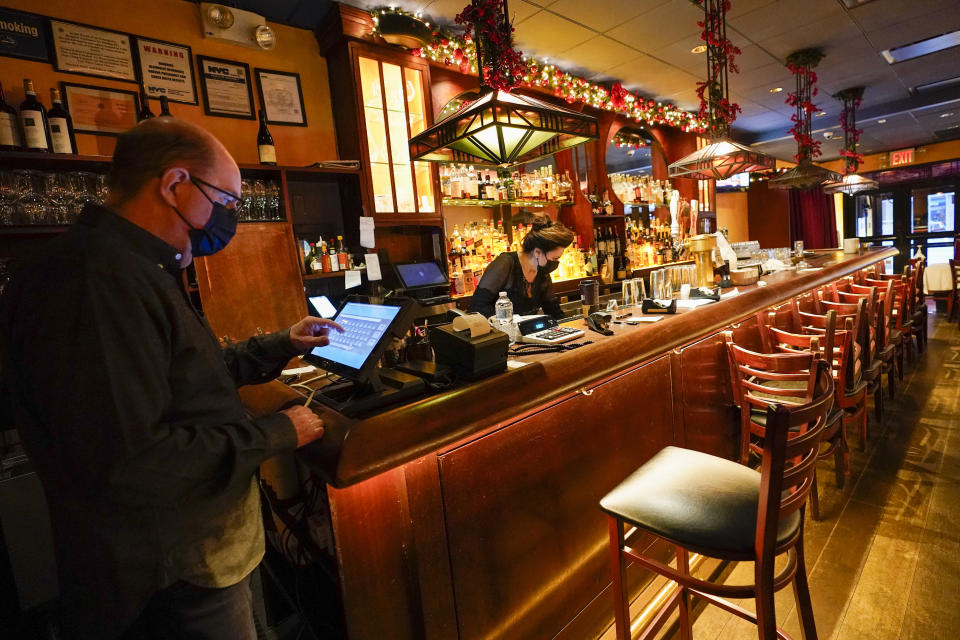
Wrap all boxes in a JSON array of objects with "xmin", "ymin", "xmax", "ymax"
[{"xmin": 665, "ymin": 308, "xmax": 960, "ymax": 640}]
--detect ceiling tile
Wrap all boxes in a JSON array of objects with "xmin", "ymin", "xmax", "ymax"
[
  {"xmin": 514, "ymin": 10, "xmax": 595, "ymax": 57},
  {"xmin": 754, "ymin": 16, "xmax": 865, "ymax": 62},
  {"xmin": 851, "ymin": 0, "xmax": 958, "ymax": 33},
  {"xmin": 727, "ymin": 0, "xmax": 846, "ymax": 44},
  {"xmin": 866, "ymin": 6, "xmax": 960, "ymax": 51},
  {"xmin": 558, "ymin": 36, "xmax": 645, "ymax": 75},
  {"xmin": 544, "ymin": 0, "xmax": 668, "ymax": 34},
  {"xmin": 606, "ymin": 0, "xmax": 702, "ymax": 52},
  {"xmin": 605, "ymin": 54, "xmax": 699, "ymax": 99}
]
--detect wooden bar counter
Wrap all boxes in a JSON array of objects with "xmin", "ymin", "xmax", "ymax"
[{"xmin": 242, "ymin": 247, "xmax": 896, "ymax": 640}]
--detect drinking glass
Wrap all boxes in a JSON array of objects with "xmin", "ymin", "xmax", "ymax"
[
  {"xmin": 95, "ymin": 173, "xmax": 109, "ymax": 204},
  {"xmin": 240, "ymin": 179, "xmax": 253, "ymax": 222},
  {"xmin": 650, "ymin": 269, "xmax": 670, "ymax": 299},
  {"xmin": 13, "ymin": 170, "xmax": 46, "ymax": 225},
  {"xmin": 251, "ymin": 180, "xmax": 266, "ymax": 220},
  {"xmin": 579, "ymin": 279, "xmax": 599, "ymax": 316},
  {"xmin": 682, "ymin": 263, "xmax": 698, "ymax": 288},
  {"xmin": 265, "ymin": 180, "xmax": 280, "ymax": 220},
  {"xmin": 0, "ymin": 172, "xmax": 17, "ymax": 225},
  {"xmin": 45, "ymin": 173, "xmax": 73, "ymax": 224},
  {"xmin": 70, "ymin": 172, "xmax": 100, "ymax": 216},
  {"xmin": 622, "ymin": 278, "xmax": 636, "ymax": 308}
]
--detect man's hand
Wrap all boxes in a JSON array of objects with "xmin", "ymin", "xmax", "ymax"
[
  {"xmin": 282, "ymin": 405, "xmax": 325, "ymax": 448},
  {"xmin": 289, "ymin": 316, "xmax": 344, "ymax": 353}
]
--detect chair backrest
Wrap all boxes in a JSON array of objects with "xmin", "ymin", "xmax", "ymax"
[
  {"xmin": 724, "ymin": 334, "xmax": 821, "ymax": 413},
  {"xmin": 791, "ymin": 303, "xmax": 858, "ymax": 390},
  {"xmin": 951, "ymin": 259, "xmax": 960, "ymax": 295},
  {"xmin": 756, "ymin": 359, "xmax": 834, "ymax": 560}
]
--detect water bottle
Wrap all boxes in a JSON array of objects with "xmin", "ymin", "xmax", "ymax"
[
  {"xmin": 494, "ymin": 291, "xmax": 513, "ymax": 324},
  {"xmin": 494, "ymin": 291, "xmax": 516, "ymax": 343}
]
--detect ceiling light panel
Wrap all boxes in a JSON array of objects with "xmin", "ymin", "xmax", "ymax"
[{"xmin": 881, "ymin": 29, "xmax": 960, "ymax": 64}]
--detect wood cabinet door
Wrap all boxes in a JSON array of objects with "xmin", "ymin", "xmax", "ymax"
[{"xmin": 194, "ymin": 222, "xmax": 306, "ymax": 341}]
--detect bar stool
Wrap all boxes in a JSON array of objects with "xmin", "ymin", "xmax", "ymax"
[
  {"xmin": 753, "ymin": 318, "xmax": 849, "ymax": 520},
  {"xmin": 950, "ymin": 260, "xmax": 960, "ymax": 328},
  {"xmin": 867, "ymin": 275, "xmax": 913, "ymax": 373},
  {"xmin": 792, "ymin": 302, "xmax": 869, "ymax": 450},
  {"xmin": 818, "ymin": 296, "xmax": 883, "ymax": 426},
  {"xmin": 908, "ymin": 257, "xmax": 928, "ymax": 351},
  {"xmin": 601, "ymin": 359, "xmax": 834, "ymax": 640},
  {"xmin": 841, "ymin": 282, "xmax": 897, "ymax": 399}
]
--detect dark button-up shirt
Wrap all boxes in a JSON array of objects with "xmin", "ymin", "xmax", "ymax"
[{"xmin": 0, "ymin": 205, "xmax": 299, "ymax": 639}]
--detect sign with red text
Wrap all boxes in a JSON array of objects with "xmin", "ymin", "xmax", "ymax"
[
  {"xmin": 890, "ymin": 148, "xmax": 915, "ymax": 166},
  {"xmin": 135, "ymin": 37, "xmax": 197, "ymax": 105}
]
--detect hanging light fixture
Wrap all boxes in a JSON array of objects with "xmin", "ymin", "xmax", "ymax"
[
  {"xmin": 823, "ymin": 87, "xmax": 878, "ymax": 195},
  {"xmin": 769, "ymin": 49, "xmax": 841, "ymax": 190},
  {"xmin": 668, "ymin": 0, "xmax": 775, "ymax": 180},
  {"xmin": 408, "ymin": 0, "xmax": 598, "ymax": 166}
]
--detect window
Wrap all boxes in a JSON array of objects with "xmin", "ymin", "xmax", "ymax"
[
  {"xmin": 911, "ymin": 187, "xmax": 955, "ymax": 233},
  {"xmin": 855, "ymin": 194, "xmax": 874, "ymax": 237},
  {"xmin": 880, "ymin": 194, "xmax": 894, "ymax": 235},
  {"xmin": 358, "ymin": 56, "xmax": 435, "ymax": 214}
]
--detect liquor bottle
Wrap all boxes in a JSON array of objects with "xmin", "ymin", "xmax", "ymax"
[
  {"xmin": 476, "ymin": 171, "xmax": 485, "ymax": 200},
  {"xmin": 257, "ymin": 109, "xmax": 276, "ymax": 165},
  {"xmin": 137, "ymin": 85, "xmax": 154, "ymax": 121},
  {"xmin": 336, "ymin": 235, "xmax": 349, "ymax": 270},
  {"xmin": 613, "ymin": 227, "xmax": 622, "ymax": 256},
  {"xmin": 19, "ymin": 80, "xmax": 51, "ymax": 152},
  {"xmin": 159, "ymin": 95, "xmax": 172, "ymax": 117},
  {"xmin": 0, "ymin": 83, "xmax": 21, "ymax": 150},
  {"xmin": 319, "ymin": 239, "xmax": 331, "ymax": 273},
  {"xmin": 327, "ymin": 238, "xmax": 341, "ymax": 271},
  {"xmin": 47, "ymin": 88, "xmax": 76, "ymax": 155},
  {"xmin": 305, "ymin": 243, "xmax": 317, "ymax": 274}
]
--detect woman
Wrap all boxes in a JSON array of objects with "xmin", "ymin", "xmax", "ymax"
[{"xmin": 470, "ymin": 215, "xmax": 575, "ymax": 319}]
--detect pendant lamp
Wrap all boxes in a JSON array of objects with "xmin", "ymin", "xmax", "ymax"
[
  {"xmin": 408, "ymin": 0, "xmax": 598, "ymax": 166},
  {"xmin": 823, "ymin": 87, "xmax": 878, "ymax": 195},
  {"xmin": 769, "ymin": 49, "xmax": 841, "ymax": 190},
  {"xmin": 668, "ymin": 0, "xmax": 775, "ymax": 180}
]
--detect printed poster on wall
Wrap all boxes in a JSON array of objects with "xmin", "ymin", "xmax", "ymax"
[
  {"xmin": 0, "ymin": 8, "xmax": 48, "ymax": 62},
  {"xmin": 197, "ymin": 55, "xmax": 254, "ymax": 120},
  {"xmin": 50, "ymin": 19, "xmax": 136, "ymax": 82},
  {"xmin": 135, "ymin": 37, "xmax": 197, "ymax": 105}
]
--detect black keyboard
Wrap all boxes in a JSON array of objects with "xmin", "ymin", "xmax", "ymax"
[{"xmin": 521, "ymin": 326, "xmax": 585, "ymax": 344}]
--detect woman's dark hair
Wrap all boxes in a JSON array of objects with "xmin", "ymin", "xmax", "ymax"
[
  {"xmin": 108, "ymin": 117, "xmax": 217, "ymax": 204},
  {"xmin": 521, "ymin": 215, "xmax": 575, "ymax": 253}
]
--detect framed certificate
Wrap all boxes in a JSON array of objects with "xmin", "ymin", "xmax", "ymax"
[
  {"xmin": 50, "ymin": 19, "xmax": 137, "ymax": 82},
  {"xmin": 134, "ymin": 37, "xmax": 197, "ymax": 105},
  {"xmin": 60, "ymin": 82, "xmax": 139, "ymax": 136},
  {"xmin": 197, "ymin": 55, "xmax": 255, "ymax": 120},
  {"xmin": 255, "ymin": 68, "xmax": 307, "ymax": 127},
  {"xmin": 0, "ymin": 7, "xmax": 48, "ymax": 62}
]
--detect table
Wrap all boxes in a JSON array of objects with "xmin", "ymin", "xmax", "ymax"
[{"xmin": 924, "ymin": 262, "xmax": 953, "ymax": 294}]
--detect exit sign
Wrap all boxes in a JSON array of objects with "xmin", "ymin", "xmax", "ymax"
[{"xmin": 890, "ymin": 148, "xmax": 915, "ymax": 166}]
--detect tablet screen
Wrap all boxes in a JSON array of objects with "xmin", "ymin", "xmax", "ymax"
[
  {"xmin": 395, "ymin": 261, "xmax": 446, "ymax": 288},
  {"xmin": 308, "ymin": 295, "xmax": 338, "ymax": 319},
  {"xmin": 309, "ymin": 302, "xmax": 401, "ymax": 371}
]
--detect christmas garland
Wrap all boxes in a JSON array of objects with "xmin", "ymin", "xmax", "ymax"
[
  {"xmin": 694, "ymin": 0, "xmax": 742, "ymax": 135},
  {"xmin": 370, "ymin": 7, "xmax": 708, "ymax": 132},
  {"xmin": 835, "ymin": 88, "xmax": 865, "ymax": 171},
  {"xmin": 454, "ymin": 0, "xmax": 524, "ymax": 91},
  {"xmin": 611, "ymin": 131, "xmax": 649, "ymax": 150}
]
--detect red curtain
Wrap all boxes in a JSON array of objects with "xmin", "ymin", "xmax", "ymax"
[{"xmin": 789, "ymin": 189, "xmax": 838, "ymax": 249}]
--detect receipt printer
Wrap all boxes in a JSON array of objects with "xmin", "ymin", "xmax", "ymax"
[{"xmin": 430, "ymin": 321, "xmax": 509, "ymax": 381}]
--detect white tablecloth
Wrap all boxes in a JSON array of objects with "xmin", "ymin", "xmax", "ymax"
[{"xmin": 924, "ymin": 263, "xmax": 953, "ymax": 294}]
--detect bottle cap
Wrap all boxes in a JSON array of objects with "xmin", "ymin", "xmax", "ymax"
[{"xmin": 23, "ymin": 79, "xmax": 35, "ymax": 93}]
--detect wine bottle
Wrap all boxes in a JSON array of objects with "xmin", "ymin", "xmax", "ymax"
[
  {"xmin": 0, "ymin": 83, "xmax": 21, "ymax": 150},
  {"xmin": 19, "ymin": 79, "xmax": 51, "ymax": 152},
  {"xmin": 336, "ymin": 235, "xmax": 349, "ymax": 270},
  {"xmin": 328, "ymin": 239, "xmax": 339, "ymax": 272},
  {"xmin": 159, "ymin": 95, "xmax": 172, "ymax": 117},
  {"xmin": 137, "ymin": 85, "xmax": 154, "ymax": 121},
  {"xmin": 48, "ymin": 88, "xmax": 76, "ymax": 155},
  {"xmin": 257, "ymin": 109, "xmax": 276, "ymax": 165}
]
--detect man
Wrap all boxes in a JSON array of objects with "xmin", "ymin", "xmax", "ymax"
[{"xmin": 0, "ymin": 118, "xmax": 341, "ymax": 639}]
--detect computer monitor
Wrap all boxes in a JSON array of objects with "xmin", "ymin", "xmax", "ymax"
[
  {"xmin": 302, "ymin": 300, "xmax": 409, "ymax": 383},
  {"xmin": 394, "ymin": 261, "xmax": 447, "ymax": 290}
]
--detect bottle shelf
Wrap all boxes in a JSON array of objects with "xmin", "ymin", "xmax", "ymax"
[
  {"xmin": 593, "ymin": 215, "xmax": 626, "ymax": 220},
  {"xmin": 303, "ymin": 271, "xmax": 351, "ymax": 280},
  {"xmin": 0, "ymin": 224, "xmax": 70, "ymax": 236},
  {"xmin": 442, "ymin": 198, "xmax": 573, "ymax": 208}
]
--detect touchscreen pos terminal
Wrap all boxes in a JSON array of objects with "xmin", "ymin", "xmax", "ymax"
[{"xmin": 302, "ymin": 298, "xmax": 424, "ymax": 416}]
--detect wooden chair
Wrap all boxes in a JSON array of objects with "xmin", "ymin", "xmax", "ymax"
[
  {"xmin": 818, "ymin": 295, "xmax": 884, "ymax": 426},
  {"xmin": 755, "ymin": 314, "xmax": 849, "ymax": 520},
  {"xmin": 932, "ymin": 260, "xmax": 958, "ymax": 321},
  {"xmin": 951, "ymin": 260, "xmax": 960, "ymax": 329},
  {"xmin": 907, "ymin": 259, "xmax": 927, "ymax": 352},
  {"xmin": 866, "ymin": 274, "xmax": 914, "ymax": 370},
  {"xmin": 793, "ymin": 301, "xmax": 869, "ymax": 450},
  {"xmin": 845, "ymin": 282, "xmax": 898, "ymax": 399},
  {"xmin": 601, "ymin": 357, "xmax": 834, "ymax": 640}
]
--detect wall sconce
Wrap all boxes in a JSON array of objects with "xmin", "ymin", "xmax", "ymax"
[{"xmin": 201, "ymin": 3, "xmax": 276, "ymax": 50}]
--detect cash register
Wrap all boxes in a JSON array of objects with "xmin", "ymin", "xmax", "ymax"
[{"xmin": 302, "ymin": 298, "xmax": 426, "ymax": 416}]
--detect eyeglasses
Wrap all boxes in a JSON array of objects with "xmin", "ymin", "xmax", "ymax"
[{"xmin": 191, "ymin": 175, "xmax": 243, "ymax": 215}]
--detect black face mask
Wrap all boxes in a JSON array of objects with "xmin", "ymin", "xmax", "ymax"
[
  {"xmin": 543, "ymin": 259, "xmax": 560, "ymax": 274},
  {"xmin": 171, "ymin": 178, "xmax": 238, "ymax": 257}
]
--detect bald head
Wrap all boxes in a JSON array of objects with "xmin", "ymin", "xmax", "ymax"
[{"xmin": 108, "ymin": 117, "xmax": 231, "ymax": 205}]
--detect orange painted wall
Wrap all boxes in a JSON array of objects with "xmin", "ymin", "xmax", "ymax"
[
  {"xmin": 716, "ymin": 191, "xmax": 749, "ymax": 242},
  {"xmin": 821, "ymin": 139, "xmax": 960, "ymax": 174},
  {"xmin": 0, "ymin": 0, "xmax": 337, "ymax": 164}
]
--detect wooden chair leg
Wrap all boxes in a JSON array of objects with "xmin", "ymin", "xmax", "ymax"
[
  {"xmin": 897, "ymin": 343, "xmax": 905, "ymax": 381},
  {"xmin": 608, "ymin": 517, "xmax": 631, "ymax": 640},
  {"xmin": 874, "ymin": 384, "xmax": 883, "ymax": 424},
  {"xmin": 792, "ymin": 530, "xmax": 819, "ymax": 640},
  {"xmin": 755, "ymin": 556, "xmax": 778, "ymax": 640},
  {"xmin": 887, "ymin": 361, "xmax": 896, "ymax": 399},
  {"xmin": 676, "ymin": 546, "xmax": 693, "ymax": 640},
  {"xmin": 809, "ymin": 470, "xmax": 821, "ymax": 521}
]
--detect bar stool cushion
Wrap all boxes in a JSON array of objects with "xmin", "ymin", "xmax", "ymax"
[{"xmin": 600, "ymin": 446, "xmax": 801, "ymax": 560}]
